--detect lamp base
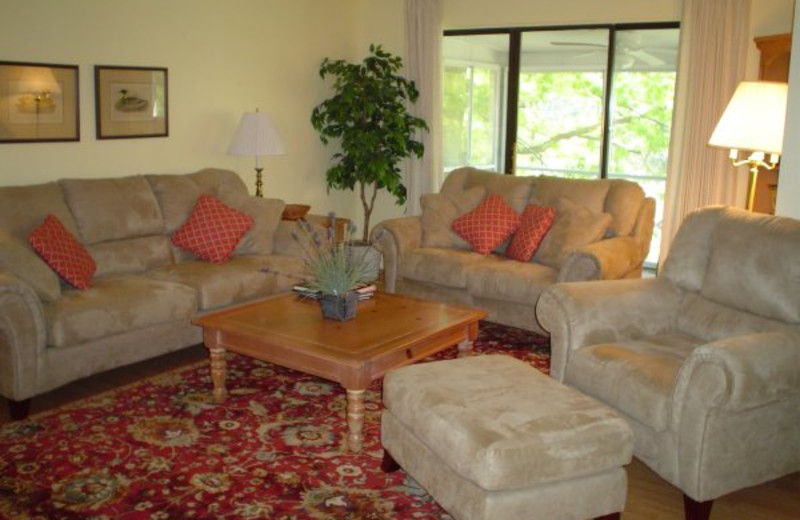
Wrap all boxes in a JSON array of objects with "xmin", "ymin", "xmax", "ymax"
[{"xmin": 254, "ymin": 167, "xmax": 264, "ymax": 198}]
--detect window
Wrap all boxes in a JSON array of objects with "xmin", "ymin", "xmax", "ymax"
[{"xmin": 443, "ymin": 24, "xmax": 680, "ymax": 266}]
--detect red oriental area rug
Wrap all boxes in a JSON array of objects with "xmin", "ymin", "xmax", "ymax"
[{"xmin": 0, "ymin": 321, "xmax": 549, "ymax": 520}]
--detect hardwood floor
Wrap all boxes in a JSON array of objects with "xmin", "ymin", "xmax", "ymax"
[{"xmin": 2, "ymin": 346, "xmax": 798, "ymax": 520}]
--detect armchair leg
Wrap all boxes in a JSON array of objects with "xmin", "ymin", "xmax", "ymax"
[
  {"xmin": 7, "ymin": 398, "xmax": 32, "ymax": 421},
  {"xmin": 595, "ymin": 514, "xmax": 620, "ymax": 520},
  {"xmin": 683, "ymin": 494, "xmax": 714, "ymax": 520}
]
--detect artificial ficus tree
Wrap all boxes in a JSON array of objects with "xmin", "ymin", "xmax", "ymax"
[{"xmin": 311, "ymin": 44, "xmax": 428, "ymax": 244}]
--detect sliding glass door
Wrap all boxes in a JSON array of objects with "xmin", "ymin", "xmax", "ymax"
[{"xmin": 442, "ymin": 24, "xmax": 679, "ymax": 265}]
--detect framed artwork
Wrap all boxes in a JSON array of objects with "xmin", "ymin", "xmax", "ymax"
[
  {"xmin": 0, "ymin": 61, "xmax": 80, "ymax": 143},
  {"xmin": 95, "ymin": 65, "xmax": 168, "ymax": 139}
]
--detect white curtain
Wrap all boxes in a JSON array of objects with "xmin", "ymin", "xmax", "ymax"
[
  {"xmin": 659, "ymin": 0, "xmax": 751, "ymax": 265},
  {"xmin": 404, "ymin": 0, "xmax": 443, "ymax": 216}
]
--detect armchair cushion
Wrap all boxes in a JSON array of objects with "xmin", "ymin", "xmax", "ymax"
[
  {"xmin": 566, "ymin": 333, "xmax": 704, "ymax": 432},
  {"xmin": 399, "ymin": 248, "xmax": 487, "ymax": 289}
]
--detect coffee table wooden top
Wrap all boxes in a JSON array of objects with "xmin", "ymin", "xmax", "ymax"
[{"xmin": 193, "ymin": 291, "xmax": 487, "ymax": 389}]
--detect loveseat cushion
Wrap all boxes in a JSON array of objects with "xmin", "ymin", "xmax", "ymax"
[
  {"xmin": 452, "ymin": 194, "xmax": 520, "ymax": 255},
  {"xmin": 529, "ymin": 176, "xmax": 610, "ymax": 216},
  {"xmin": 505, "ymin": 205, "xmax": 556, "ymax": 262},
  {"xmin": 420, "ymin": 186, "xmax": 486, "ymax": 249},
  {"xmin": 533, "ymin": 197, "xmax": 612, "ymax": 269},
  {"xmin": 44, "ymin": 275, "xmax": 198, "ymax": 348},
  {"xmin": 466, "ymin": 257, "xmax": 557, "ymax": 305},
  {"xmin": 147, "ymin": 255, "xmax": 304, "ymax": 310},
  {"xmin": 60, "ymin": 176, "xmax": 164, "ymax": 244},
  {"xmin": 399, "ymin": 248, "xmax": 487, "ymax": 289},
  {"xmin": 565, "ymin": 333, "xmax": 703, "ymax": 432},
  {"xmin": 442, "ymin": 167, "xmax": 535, "ymax": 213}
]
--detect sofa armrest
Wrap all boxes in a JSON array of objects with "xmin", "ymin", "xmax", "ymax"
[
  {"xmin": 370, "ymin": 216, "xmax": 422, "ymax": 293},
  {"xmin": 0, "ymin": 271, "xmax": 48, "ymax": 401},
  {"xmin": 536, "ymin": 278, "xmax": 682, "ymax": 381},
  {"xmin": 558, "ymin": 236, "xmax": 643, "ymax": 282},
  {"xmin": 674, "ymin": 331, "xmax": 800, "ymax": 416}
]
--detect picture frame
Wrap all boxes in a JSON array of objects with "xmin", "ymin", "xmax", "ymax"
[
  {"xmin": 0, "ymin": 61, "xmax": 80, "ymax": 143},
  {"xmin": 95, "ymin": 65, "xmax": 168, "ymax": 139}
]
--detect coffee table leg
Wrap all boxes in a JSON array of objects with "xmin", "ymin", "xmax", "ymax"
[
  {"xmin": 457, "ymin": 321, "xmax": 480, "ymax": 357},
  {"xmin": 209, "ymin": 347, "xmax": 228, "ymax": 403},
  {"xmin": 346, "ymin": 389, "xmax": 366, "ymax": 453}
]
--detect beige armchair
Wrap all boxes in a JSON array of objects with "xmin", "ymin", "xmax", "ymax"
[{"xmin": 536, "ymin": 206, "xmax": 800, "ymax": 520}]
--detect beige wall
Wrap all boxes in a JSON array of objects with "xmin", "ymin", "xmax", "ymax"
[{"xmin": 0, "ymin": 0, "xmax": 361, "ymax": 219}]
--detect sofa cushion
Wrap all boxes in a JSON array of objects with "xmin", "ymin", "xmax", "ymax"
[
  {"xmin": 452, "ymin": 194, "xmax": 520, "ymax": 255},
  {"xmin": 421, "ymin": 186, "xmax": 486, "ymax": 249},
  {"xmin": 148, "ymin": 255, "xmax": 303, "ymax": 310},
  {"xmin": 701, "ymin": 210, "xmax": 800, "ymax": 323},
  {"xmin": 565, "ymin": 333, "xmax": 703, "ymax": 432},
  {"xmin": 44, "ymin": 275, "xmax": 198, "ymax": 348},
  {"xmin": 88, "ymin": 236, "xmax": 174, "ymax": 277},
  {"xmin": 399, "ymin": 248, "xmax": 487, "ymax": 289},
  {"xmin": 147, "ymin": 174, "xmax": 204, "ymax": 234},
  {"xmin": 533, "ymin": 197, "xmax": 612, "ymax": 269},
  {"xmin": 530, "ymin": 176, "xmax": 610, "ymax": 216},
  {"xmin": 0, "ymin": 182, "xmax": 80, "ymax": 240},
  {"xmin": 29, "ymin": 215, "xmax": 96, "ymax": 290},
  {"xmin": 216, "ymin": 184, "xmax": 285, "ymax": 256},
  {"xmin": 466, "ymin": 256, "xmax": 557, "ymax": 305},
  {"xmin": 505, "ymin": 205, "xmax": 556, "ymax": 262},
  {"xmin": 60, "ymin": 176, "xmax": 164, "ymax": 244},
  {"xmin": 0, "ymin": 229, "xmax": 61, "ymax": 301},
  {"xmin": 171, "ymin": 195, "xmax": 254, "ymax": 263}
]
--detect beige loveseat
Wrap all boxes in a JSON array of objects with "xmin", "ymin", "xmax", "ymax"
[
  {"xmin": 371, "ymin": 167, "xmax": 655, "ymax": 333},
  {"xmin": 0, "ymin": 168, "xmax": 307, "ymax": 417}
]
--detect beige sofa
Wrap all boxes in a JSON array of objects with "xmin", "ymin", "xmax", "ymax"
[
  {"xmin": 0, "ymin": 168, "xmax": 307, "ymax": 417},
  {"xmin": 371, "ymin": 167, "xmax": 655, "ymax": 333},
  {"xmin": 536, "ymin": 206, "xmax": 800, "ymax": 520}
]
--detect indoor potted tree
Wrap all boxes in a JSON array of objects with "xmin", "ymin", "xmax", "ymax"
[{"xmin": 311, "ymin": 44, "xmax": 428, "ymax": 246}]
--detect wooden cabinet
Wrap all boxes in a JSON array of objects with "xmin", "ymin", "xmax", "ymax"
[{"xmin": 753, "ymin": 33, "xmax": 791, "ymax": 214}]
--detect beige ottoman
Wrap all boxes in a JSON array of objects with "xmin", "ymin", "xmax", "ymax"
[{"xmin": 381, "ymin": 355, "xmax": 633, "ymax": 520}]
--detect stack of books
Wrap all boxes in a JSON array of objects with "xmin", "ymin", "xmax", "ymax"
[{"xmin": 293, "ymin": 283, "xmax": 377, "ymax": 301}]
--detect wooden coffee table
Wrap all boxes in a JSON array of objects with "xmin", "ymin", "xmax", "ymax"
[{"xmin": 192, "ymin": 291, "xmax": 487, "ymax": 452}]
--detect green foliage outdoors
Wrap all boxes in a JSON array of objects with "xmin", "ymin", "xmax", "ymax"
[{"xmin": 311, "ymin": 44, "xmax": 428, "ymax": 243}]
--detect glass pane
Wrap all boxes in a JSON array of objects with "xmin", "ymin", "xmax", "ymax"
[
  {"xmin": 516, "ymin": 29, "xmax": 609, "ymax": 179},
  {"xmin": 608, "ymin": 28, "xmax": 679, "ymax": 265},
  {"xmin": 442, "ymin": 35, "xmax": 508, "ymax": 173}
]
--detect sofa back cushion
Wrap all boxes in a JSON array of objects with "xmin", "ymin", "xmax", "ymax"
[
  {"xmin": 700, "ymin": 208, "xmax": 800, "ymax": 323},
  {"xmin": 0, "ymin": 182, "xmax": 80, "ymax": 240},
  {"xmin": 216, "ymin": 184, "xmax": 284, "ymax": 256}
]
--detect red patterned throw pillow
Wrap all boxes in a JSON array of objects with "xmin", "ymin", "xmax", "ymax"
[
  {"xmin": 505, "ymin": 205, "xmax": 556, "ymax": 262},
  {"xmin": 28, "ymin": 215, "xmax": 96, "ymax": 290},
  {"xmin": 451, "ymin": 194, "xmax": 521, "ymax": 255},
  {"xmin": 171, "ymin": 194, "xmax": 254, "ymax": 263}
]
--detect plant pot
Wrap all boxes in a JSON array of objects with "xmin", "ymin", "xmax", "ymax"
[{"xmin": 319, "ymin": 291, "xmax": 358, "ymax": 321}]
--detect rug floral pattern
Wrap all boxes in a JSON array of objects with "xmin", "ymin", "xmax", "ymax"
[{"xmin": 0, "ymin": 321, "xmax": 549, "ymax": 520}]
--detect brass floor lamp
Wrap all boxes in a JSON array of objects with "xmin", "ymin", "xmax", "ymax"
[
  {"xmin": 709, "ymin": 81, "xmax": 788, "ymax": 211},
  {"xmin": 228, "ymin": 108, "xmax": 286, "ymax": 197}
]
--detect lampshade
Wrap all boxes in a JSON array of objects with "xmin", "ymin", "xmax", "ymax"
[
  {"xmin": 708, "ymin": 81, "xmax": 788, "ymax": 155},
  {"xmin": 228, "ymin": 110, "xmax": 286, "ymax": 158}
]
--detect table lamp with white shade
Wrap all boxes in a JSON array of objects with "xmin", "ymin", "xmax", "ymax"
[
  {"xmin": 708, "ymin": 80, "xmax": 788, "ymax": 211},
  {"xmin": 228, "ymin": 109, "xmax": 286, "ymax": 197}
]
